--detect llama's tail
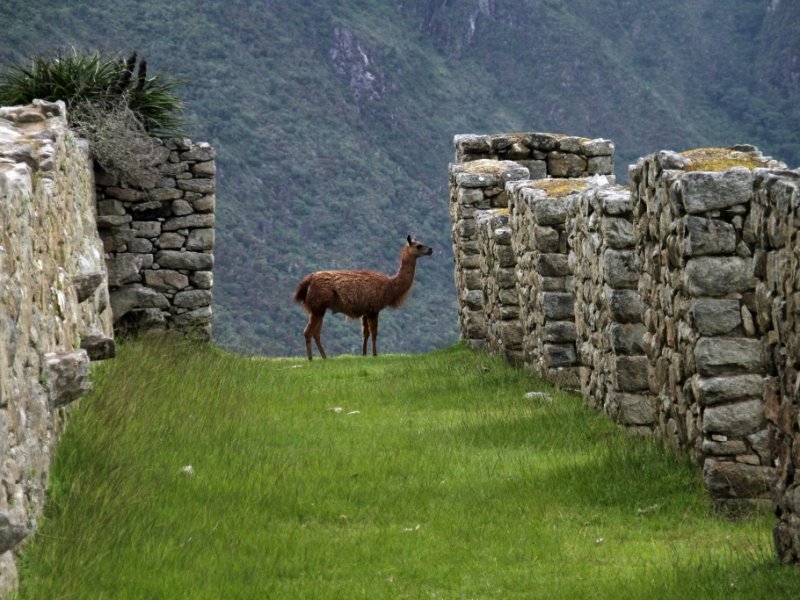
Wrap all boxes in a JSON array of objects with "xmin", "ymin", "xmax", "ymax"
[{"xmin": 293, "ymin": 275, "xmax": 312, "ymax": 305}]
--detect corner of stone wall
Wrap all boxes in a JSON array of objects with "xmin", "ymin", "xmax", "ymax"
[{"xmin": 96, "ymin": 138, "xmax": 215, "ymax": 339}]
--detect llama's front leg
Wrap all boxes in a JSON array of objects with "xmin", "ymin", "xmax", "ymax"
[
  {"xmin": 361, "ymin": 315, "xmax": 370, "ymax": 356},
  {"xmin": 367, "ymin": 314, "xmax": 379, "ymax": 356}
]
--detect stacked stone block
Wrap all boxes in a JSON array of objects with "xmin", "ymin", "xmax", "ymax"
[
  {"xmin": 0, "ymin": 101, "xmax": 113, "ymax": 593},
  {"xmin": 454, "ymin": 132, "xmax": 614, "ymax": 180},
  {"xmin": 475, "ymin": 209, "xmax": 523, "ymax": 363},
  {"xmin": 750, "ymin": 168, "xmax": 800, "ymax": 561},
  {"xmin": 507, "ymin": 179, "xmax": 587, "ymax": 388},
  {"xmin": 96, "ymin": 139, "xmax": 216, "ymax": 339},
  {"xmin": 448, "ymin": 159, "xmax": 529, "ymax": 349},
  {"xmin": 629, "ymin": 147, "xmax": 785, "ymax": 509},
  {"xmin": 571, "ymin": 184, "xmax": 654, "ymax": 433}
]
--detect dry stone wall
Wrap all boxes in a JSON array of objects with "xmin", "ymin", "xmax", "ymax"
[
  {"xmin": 0, "ymin": 100, "xmax": 113, "ymax": 592},
  {"xmin": 96, "ymin": 139, "xmax": 215, "ymax": 338},
  {"xmin": 450, "ymin": 133, "xmax": 800, "ymax": 530},
  {"xmin": 571, "ymin": 184, "xmax": 654, "ymax": 434},
  {"xmin": 750, "ymin": 168, "xmax": 800, "ymax": 561}
]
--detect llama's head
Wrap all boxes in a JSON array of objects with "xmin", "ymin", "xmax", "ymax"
[{"xmin": 406, "ymin": 234, "xmax": 433, "ymax": 258}]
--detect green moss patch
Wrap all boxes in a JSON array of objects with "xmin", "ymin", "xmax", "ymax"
[{"xmin": 681, "ymin": 147, "xmax": 769, "ymax": 172}]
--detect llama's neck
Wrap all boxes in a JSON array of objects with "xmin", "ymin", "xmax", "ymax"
[{"xmin": 387, "ymin": 250, "xmax": 417, "ymax": 304}]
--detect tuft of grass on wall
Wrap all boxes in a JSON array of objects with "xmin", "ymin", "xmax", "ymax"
[{"xmin": 16, "ymin": 334, "xmax": 800, "ymax": 599}]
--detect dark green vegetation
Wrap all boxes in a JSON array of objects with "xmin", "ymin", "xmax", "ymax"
[
  {"xmin": 1, "ymin": 1, "xmax": 798, "ymax": 356},
  {"xmin": 17, "ymin": 336, "xmax": 800, "ymax": 598},
  {"xmin": 0, "ymin": 48, "xmax": 183, "ymax": 135}
]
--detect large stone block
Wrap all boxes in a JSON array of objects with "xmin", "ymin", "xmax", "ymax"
[
  {"xmin": 680, "ymin": 168, "xmax": 753, "ymax": 214},
  {"xmin": 613, "ymin": 393, "xmax": 656, "ymax": 425},
  {"xmin": 547, "ymin": 152, "xmax": 587, "ymax": 177},
  {"xmin": 691, "ymin": 374, "xmax": 764, "ymax": 406},
  {"xmin": 681, "ymin": 216, "xmax": 736, "ymax": 256},
  {"xmin": 684, "ymin": 257, "xmax": 753, "ymax": 296},
  {"xmin": 41, "ymin": 350, "xmax": 91, "ymax": 407},
  {"xmin": 702, "ymin": 459, "xmax": 774, "ymax": 499},
  {"xmin": 612, "ymin": 355, "xmax": 650, "ymax": 392},
  {"xmin": 155, "ymin": 250, "xmax": 214, "ymax": 271},
  {"xmin": 603, "ymin": 249, "xmax": 639, "ymax": 289},
  {"xmin": 605, "ymin": 289, "xmax": 645, "ymax": 323},
  {"xmin": 690, "ymin": 298, "xmax": 741, "ymax": 335},
  {"xmin": 608, "ymin": 323, "xmax": 646, "ymax": 355},
  {"xmin": 540, "ymin": 292, "xmax": 575, "ymax": 320},
  {"xmin": 703, "ymin": 399, "xmax": 765, "ymax": 436},
  {"xmin": 694, "ymin": 337, "xmax": 762, "ymax": 375}
]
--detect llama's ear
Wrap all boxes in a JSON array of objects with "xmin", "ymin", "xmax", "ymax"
[{"xmin": 407, "ymin": 234, "xmax": 413, "ymax": 245}]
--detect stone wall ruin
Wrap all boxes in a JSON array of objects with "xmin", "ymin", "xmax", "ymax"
[
  {"xmin": 0, "ymin": 100, "xmax": 216, "ymax": 594},
  {"xmin": 449, "ymin": 131, "xmax": 800, "ymax": 559}
]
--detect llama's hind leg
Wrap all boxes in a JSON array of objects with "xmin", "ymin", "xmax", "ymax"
[
  {"xmin": 366, "ymin": 313, "xmax": 379, "ymax": 356},
  {"xmin": 304, "ymin": 312, "xmax": 327, "ymax": 360},
  {"xmin": 361, "ymin": 316, "xmax": 370, "ymax": 356}
]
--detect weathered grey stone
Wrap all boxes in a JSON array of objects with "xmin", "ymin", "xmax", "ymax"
[
  {"xmin": 582, "ymin": 138, "xmax": 614, "ymax": 157},
  {"xmin": 455, "ymin": 134, "xmax": 491, "ymax": 154},
  {"xmin": 80, "ymin": 334, "xmax": 117, "ymax": 361},
  {"xmin": 104, "ymin": 186, "xmax": 146, "ymax": 202},
  {"xmin": 603, "ymin": 249, "xmax": 639, "ymax": 289},
  {"xmin": 702, "ymin": 459, "xmax": 774, "ymax": 499},
  {"xmin": 534, "ymin": 226, "xmax": 560, "ymax": 252},
  {"xmin": 73, "ymin": 272, "xmax": 104, "ymax": 303},
  {"xmin": 191, "ymin": 195, "xmax": 215, "ymax": 213},
  {"xmin": 605, "ymin": 289, "xmax": 645, "ymax": 323},
  {"xmin": 191, "ymin": 271, "xmax": 213, "ymax": 289},
  {"xmin": 192, "ymin": 160, "xmax": 216, "ymax": 177},
  {"xmin": 106, "ymin": 254, "xmax": 144, "ymax": 287},
  {"xmin": 155, "ymin": 250, "xmax": 214, "ymax": 271},
  {"xmin": 684, "ymin": 257, "xmax": 753, "ymax": 296},
  {"xmin": 608, "ymin": 323, "xmax": 646, "ymax": 354},
  {"xmin": 516, "ymin": 160, "xmax": 547, "ymax": 180},
  {"xmin": 690, "ymin": 299, "xmax": 742, "ymax": 335},
  {"xmin": 537, "ymin": 253, "xmax": 570, "ymax": 277},
  {"xmin": 173, "ymin": 289, "xmax": 212, "ymax": 309},
  {"xmin": 144, "ymin": 269, "xmax": 189, "ymax": 291},
  {"xmin": 96, "ymin": 214, "xmax": 133, "ymax": 228},
  {"xmin": 132, "ymin": 221, "xmax": 161, "ymax": 238},
  {"xmin": 110, "ymin": 285, "xmax": 170, "ymax": 321},
  {"xmin": 691, "ymin": 374, "xmax": 764, "ymax": 406},
  {"xmin": 544, "ymin": 321, "xmax": 577, "ymax": 343},
  {"xmin": 588, "ymin": 155, "xmax": 614, "ymax": 175},
  {"xmin": 595, "ymin": 188, "xmax": 631, "ymax": 215},
  {"xmin": 524, "ymin": 133, "xmax": 559, "ymax": 151},
  {"xmin": 601, "ymin": 217, "xmax": 635, "ymax": 249},
  {"xmin": 540, "ymin": 292, "xmax": 574, "ymax": 320},
  {"xmin": 456, "ymin": 172, "xmax": 498, "ymax": 188},
  {"xmin": 127, "ymin": 238, "xmax": 153, "ymax": 253},
  {"xmin": 547, "ymin": 152, "xmax": 587, "ymax": 177},
  {"xmin": 163, "ymin": 214, "xmax": 215, "ymax": 232},
  {"xmin": 694, "ymin": 337, "xmax": 762, "ymax": 375},
  {"xmin": 186, "ymin": 229, "xmax": 215, "ymax": 252},
  {"xmin": 703, "ymin": 399, "xmax": 765, "ymax": 436},
  {"xmin": 0, "ymin": 514, "xmax": 28, "ymax": 554},
  {"xmin": 612, "ymin": 355, "xmax": 650, "ymax": 391},
  {"xmin": 179, "ymin": 143, "xmax": 215, "ymax": 161},
  {"xmin": 702, "ymin": 439, "xmax": 748, "ymax": 456},
  {"xmin": 172, "ymin": 306, "xmax": 213, "ymax": 328},
  {"xmin": 157, "ymin": 232, "xmax": 185, "ymax": 249},
  {"xmin": 129, "ymin": 200, "xmax": 173, "ymax": 220},
  {"xmin": 42, "ymin": 350, "xmax": 91, "ymax": 407},
  {"xmin": 680, "ymin": 168, "xmax": 753, "ymax": 214},
  {"xmin": 543, "ymin": 344, "xmax": 577, "ymax": 367},
  {"xmin": 176, "ymin": 178, "xmax": 216, "ymax": 194},
  {"xmin": 682, "ymin": 216, "xmax": 736, "ymax": 256},
  {"xmin": 171, "ymin": 199, "xmax": 194, "ymax": 216},
  {"xmin": 614, "ymin": 393, "xmax": 656, "ymax": 425},
  {"xmin": 147, "ymin": 187, "xmax": 183, "ymax": 202},
  {"xmin": 533, "ymin": 195, "xmax": 574, "ymax": 225}
]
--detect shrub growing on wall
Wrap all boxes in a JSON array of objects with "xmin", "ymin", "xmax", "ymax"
[{"xmin": 0, "ymin": 48, "xmax": 184, "ymax": 182}]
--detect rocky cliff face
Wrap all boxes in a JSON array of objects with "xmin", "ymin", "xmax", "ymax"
[{"xmin": 0, "ymin": 100, "xmax": 114, "ymax": 591}]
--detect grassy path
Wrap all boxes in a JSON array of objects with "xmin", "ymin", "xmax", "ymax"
[{"xmin": 17, "ymin": 336, "xmax": 800, "ymax": 598}]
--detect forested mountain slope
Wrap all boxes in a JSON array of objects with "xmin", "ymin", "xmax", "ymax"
[{"xmin": 2, "ymin": 0, "xmax": 797, "ymax": 356}]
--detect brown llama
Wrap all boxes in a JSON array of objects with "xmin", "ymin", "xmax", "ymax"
[{"xmin": 293, "ymin": 235, "xmax": 433, "ymax": 360}]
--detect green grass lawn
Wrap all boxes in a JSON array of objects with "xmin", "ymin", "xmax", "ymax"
[{"xmin": 17, "ymin": 335, "xmax": 800, "ymax": 599}]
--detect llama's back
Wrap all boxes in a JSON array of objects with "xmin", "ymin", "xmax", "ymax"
[{"xmin": 296, "ymin": 270, "xmax": 394, "ymax": 317}]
